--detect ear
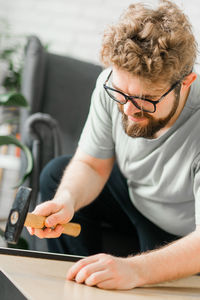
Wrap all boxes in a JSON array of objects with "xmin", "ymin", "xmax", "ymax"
[{"xmin": 181, "ymin": 72, "xmax": 197, "ymax": 90}]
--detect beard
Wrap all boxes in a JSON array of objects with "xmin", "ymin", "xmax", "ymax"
[{"xmin": 119, "ymin": 90, "xmax": 181, "ymax": 139}]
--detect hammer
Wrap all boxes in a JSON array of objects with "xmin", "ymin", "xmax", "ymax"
[{"xmin": 4, "ymin": 186, "xmax": 81, "ymax": 244}]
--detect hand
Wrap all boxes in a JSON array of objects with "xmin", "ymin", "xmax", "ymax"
[
  {"xmin": 66, "ymin": 253, "xmax": 139, "ymax": 290},
  {"xmin": 26, "ymin": 197, "xmax": 74, "ymax": 239}
]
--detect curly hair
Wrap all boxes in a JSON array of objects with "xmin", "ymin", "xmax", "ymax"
[{"xmin": 100, "ymin": 0, "xmax": 197, "ymax": 84}]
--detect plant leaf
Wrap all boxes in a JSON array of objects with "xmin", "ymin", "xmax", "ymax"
[
  {"xmin": 0, "ymin": 92, "xmax": 29, "ymax": 107},
  {"xmin": 0, "ymin": 227, "xmax": 4, "ymax": 237},
  {"xmin": 0, "ymin": 135, "xmax": 33, "ymax": 187}
]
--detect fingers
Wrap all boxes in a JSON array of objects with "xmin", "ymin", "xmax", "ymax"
[
  {"xmin": 69, "ymin": 260, "xmax": 117, "ymax": 289},
  {"xmin": 32, "ymin": 201, "xmax": 60, "ymax": 227},
  {"xmin": 27, "ymin": 198, "xmax": 74, "ymax": 239},
  {"xmin": 26, "ymin": 226, "xmax": 34, "ymax": 235},
  {"xmin": 32, "ymin": 200, "xmax": 73, "ymax": 227},
  {"xmin": 83, "ymin": 270, "xmax": 111, "ymax": 287},
  {"xmin": 27, "ymin": 224, "xmax": 64, "ymax": 239},
  {"xmin": 45, "ymin": 207, "xmax": 71, "ymax": 227},
  {"xmin": 67, "ymin": 254, "xmax": 136, "ymax": 290},
  {"xmin": 67, "ymin": 255, "xmax": 99, "ymax": 280},
  {"xmin": 97, "ymin": 279, "xmax": 116, "ymax": 290},
  {"xmin": 67, "ymin": 254, "xmax": 114, "ymax": 287},
  {"xmin": 74, "ymin": 261, "xmax": 104, "ymax": 284},
  {"xmin": 33, "ymin": 200, "xmax": 61, "ymax": 218}
]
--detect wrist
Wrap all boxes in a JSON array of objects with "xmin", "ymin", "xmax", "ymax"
[
  {"xmin": 127, "ymin": 255, "xmax": 148, "ymax": 287},
  {"xmin": 54, "ymin": 189, "xmax": 75, "ymax": 208}
]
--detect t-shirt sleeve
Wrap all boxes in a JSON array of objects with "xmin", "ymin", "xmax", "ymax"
[
  {"xmin": 193, "ymin": 156, "xmax": 200, "ymax": 225},
  {"xmin": 78, "ymin": 69, "xmax": 115, "ymax": 159}
]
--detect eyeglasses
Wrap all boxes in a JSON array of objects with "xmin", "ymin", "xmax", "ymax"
[{"xmin": 103, "ymin": 70, "xmax": 181, "ymax": 113}]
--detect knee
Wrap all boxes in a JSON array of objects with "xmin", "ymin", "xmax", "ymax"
[{"xmin": 39, "ymin": 159, "xmax": 56, "ymax": 193}]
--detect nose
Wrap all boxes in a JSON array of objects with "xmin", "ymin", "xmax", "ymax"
[{"xmin": 123, "ymin": 100, "xmax": 141, "ymax": 116}]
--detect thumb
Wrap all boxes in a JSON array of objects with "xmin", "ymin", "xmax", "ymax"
[
  {"xmin": 32, "ymin": 201, "xmax": 63, "ymax": 226},
  {"xmin": 33, "ymin": 200, "xmax": 60, "ymax": 216},
  {"xmin": 45, "ymin": 209, "xmax": 72, "ymax": 227}
]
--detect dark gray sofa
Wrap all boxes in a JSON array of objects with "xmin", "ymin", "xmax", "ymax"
[{"xmin": 20, "ymin": 35, "xmax": 102, "ymax": 207}]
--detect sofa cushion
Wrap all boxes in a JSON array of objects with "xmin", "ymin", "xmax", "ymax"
[{"xmin": 21, "ymin": 35, "xmax": 46, "ymax": 113}]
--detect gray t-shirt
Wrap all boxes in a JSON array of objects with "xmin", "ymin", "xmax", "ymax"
[{"xmin": 79, "ymin": 68, "xmax": 200, "ymax": 236}]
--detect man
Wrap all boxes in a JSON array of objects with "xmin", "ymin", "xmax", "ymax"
[{"xmin": 28, "ymin": 0, "xmax": 200, "ymax": 290}]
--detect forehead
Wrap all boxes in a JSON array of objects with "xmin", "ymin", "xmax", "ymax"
[{"xmin": 112, "ymin": 67, "xmax": 170, "ymax": 96}]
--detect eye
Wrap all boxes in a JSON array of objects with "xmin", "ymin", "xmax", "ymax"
[
  {"xmin": 146, "ymin": 96, "xmax": 160, "ymax": 102},
  {"xmin": 149, "ymin": 98, "xmax": 158, "ymax": 102}
]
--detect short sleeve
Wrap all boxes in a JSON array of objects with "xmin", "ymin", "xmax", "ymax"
[
  {"xmin": 193, "ymin": 155, "xmax": 200, "ymax": 224},
  {"xmin": 78, "ymin": 69, "xmax": 115, "ymax": 159}
]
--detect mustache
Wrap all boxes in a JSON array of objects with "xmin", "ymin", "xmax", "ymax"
[
  {"xmin": 117, "ymin": 104, "xmax": 153, "ymax": 120},
  {"xmin": 131, "ymin": 112, "xmax": 152, "ymax": 119}
]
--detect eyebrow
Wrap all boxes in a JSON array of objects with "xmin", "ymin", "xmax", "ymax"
[{"xmin": 111, "ymin": 81, "xmax": 159, "ymax": 99}]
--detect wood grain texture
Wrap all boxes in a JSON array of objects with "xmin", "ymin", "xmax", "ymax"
[{"xmin": 0, "ymin": 249, "xmax": 200, "ymax": 300}]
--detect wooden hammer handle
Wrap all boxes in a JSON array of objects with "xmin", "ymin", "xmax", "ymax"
[{"xmin": 24, "ymin": 213, "xmax": 81, "ymax": 237}]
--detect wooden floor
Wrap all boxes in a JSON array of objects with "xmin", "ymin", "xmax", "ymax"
[{"xmin": 0, "ymin": 248, "xmax": 200, "ymax": 300}]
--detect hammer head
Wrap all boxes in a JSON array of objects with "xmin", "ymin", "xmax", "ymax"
[{"xmin": 4, "ymin": 186, "xmax": 32, "ymax": 244}]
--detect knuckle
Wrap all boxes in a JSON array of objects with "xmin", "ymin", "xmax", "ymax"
[
  {"xmin": 46, "ymin": 216, "xmax": 58, "ymax": 226},
  {"xmin": 86, "ymin": 274, "xmax": 96, "ymax": 286},
  {"xmin": 99, "ymin": 253, "xmax": 106, "ymax": 258},
  {"xmin": 82, "ymin": 267, "xmax": 90, "ymax": 277},
  {"xmin": 78, "ymin": 259, "xmax": 87, "ymax": 268},
  {"xmin": 98, "ymin": 253, "xmax": 107, "ymax": 260},
  {"xmin": 107, "ymin": 258, "xmax": 114, "ymax": 266},
  {"xmin": 102, "ymin": 254, "xmax": 112, "ymax": 263},
  {"xmin": 106, "ymin": 257, "xmax": 115, "ymax": 268},
  {"xmin": 50, "ymin": 202, "xmax": 60, "ymax": 211},
  {"xmin": 90, "ymin": 273, "xmax": 98, "ymax": 283}
]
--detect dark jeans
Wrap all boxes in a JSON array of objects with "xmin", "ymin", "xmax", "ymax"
[{"xmin": 40, "ymin": 155, "xmax": 180, "ymax": 256}]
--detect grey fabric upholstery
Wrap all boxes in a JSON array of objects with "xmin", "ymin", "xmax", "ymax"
[
  {"xmin": 21, "ymin": 36, "xmax": 46, "ymax": 114},
  {"xmin": 20, "ymin": 36, "xmax": 102, "ymax": 250},
  {"xmin": 21, "ymin": 36, "xmax": 102, "ymax": 155},
  {"xmin": 20, "ymin": 36, "xmax": 102, "ymax": 206}
]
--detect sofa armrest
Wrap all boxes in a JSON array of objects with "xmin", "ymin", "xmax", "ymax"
[{"xmin": 22, "ymin": 112, "xmax": 62, "ymax": 210}]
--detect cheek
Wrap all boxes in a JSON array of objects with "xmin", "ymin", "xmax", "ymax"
[{"xmin": 155, "ymin": 96, "xmax": 174, "ymax": 116}]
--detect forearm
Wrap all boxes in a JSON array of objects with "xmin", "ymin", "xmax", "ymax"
[
  {"xmin": 29, "ymin": 149, "xmax": 114, "ymax": 238},
  {"xmin": 132, "ymin": 229, "xmax": 200, "ymax": 287},
  {"xmin": 54, "ymin": 158, "xmax": 109, "ymax": 212}
]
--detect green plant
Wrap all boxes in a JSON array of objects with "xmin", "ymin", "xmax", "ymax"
[{"xmin": 0, "ymin": 92, "xmax": 33, "ymax": 186}]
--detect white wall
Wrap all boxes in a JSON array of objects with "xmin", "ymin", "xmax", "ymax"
[{"xmin": 0, "ymin": 0, "xmax": 199, "ymax": 69}]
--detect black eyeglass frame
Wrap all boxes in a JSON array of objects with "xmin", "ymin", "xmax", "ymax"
[{"xmin": 103, "ymin": 70, "xmax": 181, "ymax": 113}]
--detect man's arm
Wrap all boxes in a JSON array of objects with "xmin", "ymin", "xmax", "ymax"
[
  {"xmin": 28, "ymin": 147, "xmax": 115, "ymax": 238},
  {"xmin": 54, "ymin": 147, "xmax": 115, "ymax": 212},
  {"xmin": 67, "ymin": 226, "xmax": 200, "ymax": 289},
  {"xmin": 132, "ymin": 225, "xmax": 200, "ymax": 286}
]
